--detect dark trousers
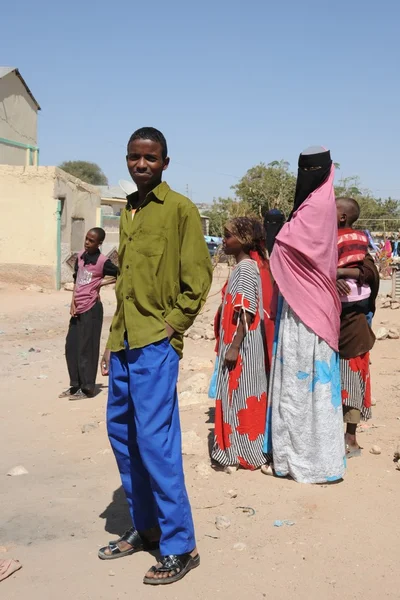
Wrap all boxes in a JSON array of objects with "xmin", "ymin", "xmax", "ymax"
[{"xmin": 65, "ymin": 301, "xmax": 103, "ymax": 394}]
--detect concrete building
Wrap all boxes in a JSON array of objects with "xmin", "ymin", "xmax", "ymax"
[
  {"xmin": 0, "ymin": 67, "xmax": 40, "ymax": 167},
  {"xmin": 0, "ymin": 166, "xmax": 101, "ymax": 289}
]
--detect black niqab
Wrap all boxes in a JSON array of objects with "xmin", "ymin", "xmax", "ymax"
[
  {"xmin": 264, "ymin": 209, "xmax": 285, "ymax": 256},
  {"xmin": 288, "ymin": 149, "xmax": 332, "ymax": 220}
]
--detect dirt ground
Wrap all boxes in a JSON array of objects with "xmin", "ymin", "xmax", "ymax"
[{"xmin": 1, "ymin": 267, "xmax": 400, "ymax": 600}]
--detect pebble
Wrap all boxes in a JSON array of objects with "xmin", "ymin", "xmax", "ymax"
[
  {"xmin": 81, "ymin": 422, "xmax": 99, "ymax": 434},
  {"xmin": 376, "ymin": 327, "xmax": 389, "ymax": 341},
  {"xmin": 389, "ymin": 328, "xmax": 400, "ymax": 339},
  {"xmin": 370, "ymin": 445, "xmax": 382, "ymax": 455},
  {"xmin": 227, "ymin": 489, "xmax": 238, "ymax": 499},
  {"xmin": 233, "ymin": 542, "xmax": 247, "ymax": 552},
  {"xmin": 108, "ymin": 570, "xmax": 116, "ymax": 577},
  {"xmin": 7, "ymin": 465, "xmax": 29, "ymax": 476},
  {"xmin": 215, "ymin": 516, "xmax": 231, "ymax": 531},
  {"xmin": 35, "ymin": 374, "xmax": 48, "ymax": 380}
]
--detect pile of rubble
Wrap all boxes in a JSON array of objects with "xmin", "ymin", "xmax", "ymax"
[
  {"xmin": 380, "ymin": 297, "xmax": 400, "ymax": 310},
  {"xmin": 184, "ymin": 307, "xmax": 216, "ymax": 341},
  {"xmin": 375, "ymin": 327, "xmax": 399, "ymax": 341}
]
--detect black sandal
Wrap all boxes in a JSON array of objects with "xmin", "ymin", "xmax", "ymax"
[
  {"xmin": 98, "ymin": 528, "xmax": 159, "ymax": 560},
  {"xmin": 143, "ymin": 552, "xmax": 200, "ymax": 585}
]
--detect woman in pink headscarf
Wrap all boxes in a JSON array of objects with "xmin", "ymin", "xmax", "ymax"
[{"xmin": 263, "ymin": 146, "xmax": 345, "ymax": 484}]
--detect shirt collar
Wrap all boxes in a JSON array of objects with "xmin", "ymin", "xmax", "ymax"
[{"xmin": 126, "ymin": 181, "xmax": 170, "ymax": 208}]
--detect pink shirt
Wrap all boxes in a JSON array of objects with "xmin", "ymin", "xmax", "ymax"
[
  {"xmin": 74, "ymin": 252, "xmax": 107, "ymax": 314},
  {"xmin": 340, "ymin": 279, "xmax": 371, "ymax": 303}
]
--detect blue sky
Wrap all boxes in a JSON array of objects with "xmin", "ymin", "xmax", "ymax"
[{"xmin": 2, "ymin": 0, "xmax": 399, "ymax": 203}]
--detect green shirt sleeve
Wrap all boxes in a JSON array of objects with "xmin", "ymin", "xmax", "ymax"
[{"xmin": 166, "ymin": 205, "xmax": 213, "ymax": 334}]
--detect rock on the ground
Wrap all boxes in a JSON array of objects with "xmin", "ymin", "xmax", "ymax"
[
  {"xmin": 227, "ymin": 489, "xmax": 238, "ymax": 499},
  {"xmin": 391, "ymin": 302, "xmax": 400, "ymax": 310},
  {"xmin": 179, "ymin": 391, "xmax": 210, "ymax": 407},
  {"xmin": 187, "ymin": 327, "xmax": 204, "ymax": 340},
  {"xmin": 81, "ymin": 422, "xmax": 99, "ymax": 434},
  {"xmin": 25, "ymin": 284, "xmax": 44, "ymax": 293},
  {"xmin": 215, "ymin": 516, "xmax": 231, "ymax": 531},
  {"xmin": 376, "ymin": 327, "xmax": 389, "ymax": 340},
  {"xmin": 180, "ymin": 372, "xmax": 209, "ymax": 394},
  {"xmin": 64, "ymin": 282, "xmax": 74, "ymax": 291},
  {"xmin": 388, "ymin": 328, "xmax": 400, "ymax": 339},
  {"xmin": 7, "ymin": 465, "xmax": 29, "ymax": 476},
  {"xmin": 187, "ymin": 358, "xmax": 213, "ymax": 371},
  {"xmin": 370, "ymin": 445, "xmax": 382, "ymax": 455},
  {"xmin": 204, "ymin": 330, "xmax": 216, "ymax": 341},
  {"xmin": 233, "ymin": 542, "xmax": 247, "ymax": 551}
]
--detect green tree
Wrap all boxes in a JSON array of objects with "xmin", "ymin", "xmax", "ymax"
[
  {"xmin": 335, "ymin": 176, "xmax": 400, "ymax": 231},
  {"xmin": 232, "ymin": 160, "xmax": 296, "ymax": 217},
  {"xmin": 204, "ymin": 197, "xmax": 256, "ymax": 237},
  {"xmin": 58, "ymin": 160, "xmax": 108, "ymax": 185}
]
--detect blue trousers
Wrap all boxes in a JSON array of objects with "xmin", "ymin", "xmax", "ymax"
[{"xmin": 107, "ymin": 338, "xmax": 196, "ymax": 556}]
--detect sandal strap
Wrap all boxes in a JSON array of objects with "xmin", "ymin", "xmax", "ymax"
[
  {"xmin": 108, "ymin": 543, "xmax": 123, "ymax": 555},
  {"xmin": 155, "ymin": 553, "xmax": 192, "ymax": 574},
  {"xmin": 109, "ymin": 528, "xmax": 144, "ymax": 549}
]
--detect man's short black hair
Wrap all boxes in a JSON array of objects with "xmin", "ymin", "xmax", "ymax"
[
  {"xmin": 90, "ymin": 227, "xmax": 106, "ymax": 243},
  {"xmin": 127, "ymin": 127, "xmax": 168, "ymax": 160}
]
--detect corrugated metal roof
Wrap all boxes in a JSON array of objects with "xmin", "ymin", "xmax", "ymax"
[
  {"xmin": 0, "ymin": 67, "xmax": 41, "ymax": 110},
  {"xmin": 96, "ymin": 185, "xmax": 128, "ymax": 200}
]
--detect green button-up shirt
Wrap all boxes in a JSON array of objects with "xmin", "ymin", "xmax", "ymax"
[{"xmin": 107, "ymin": 182, "xmax": 213, "ymax": 357}]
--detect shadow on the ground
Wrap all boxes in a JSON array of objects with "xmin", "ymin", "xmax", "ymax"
[
  {"xmin": 99, "ymin": 486, "xmax": 131, "ymax": 535},
  {"xmin": 206, "ymin": 406, "xmax": 215, "ymax": 456}
]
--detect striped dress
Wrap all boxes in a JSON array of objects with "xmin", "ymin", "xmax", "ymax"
[{"xmin": 212, "ymin": 259, "xmax": 268, "ymax": 470}]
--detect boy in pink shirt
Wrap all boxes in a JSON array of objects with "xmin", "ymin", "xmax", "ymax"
[{"xmin": 59, "ymin": 228, "xmax": 117, "ymax": 400}]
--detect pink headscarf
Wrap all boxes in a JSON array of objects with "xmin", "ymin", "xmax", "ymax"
[{"xmin": 270, "ymin": 166, "xmax": 341, "ymax": 351}]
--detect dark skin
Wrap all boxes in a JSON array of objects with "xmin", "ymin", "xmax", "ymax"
[
  {"xmin": 222, "ymin": 229, "xmax": 254, "ymax": 370},
  {"xmin": 101, "ymin": 139, "xmax": 173, "ymax": 376},
  {"xmin": 336, "ymin": 199, "xmax": 363, "ymax": 449},
  {"xmin": 101, "ymin": 140, "xmax": 197, "ymax": 579},
  {"xmin": 335, "ymin": 199, "xmax": 362, "ymax": 296},
  {"xmin": 70, "ymin": 230, "xmax": 110, "ymax": 317}
]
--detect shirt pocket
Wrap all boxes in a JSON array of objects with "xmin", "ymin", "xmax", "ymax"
[
  {"xmin": 134, "ymin": 233, "xmax": 165, "ymax": 258},
  {"xmin": 133, "ymin": 233, "xmax": 166, "ymax": 291}
]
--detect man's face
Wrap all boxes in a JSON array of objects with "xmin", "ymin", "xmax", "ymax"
[{"xmin": 126, "ymin": 139, "xmax": 169, "ymax": 188}]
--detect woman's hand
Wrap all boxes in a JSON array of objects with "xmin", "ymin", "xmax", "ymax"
[
  {"xmin": 224, "ymin": 346, "xmax": 239, "ymax": 370},
  {"xmin": 101, "ymin": 349, "xmax": 111, "ymax": 376}
]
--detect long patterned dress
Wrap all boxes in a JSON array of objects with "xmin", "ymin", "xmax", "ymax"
[
  {"xmin": 265, "ymin": 296, "xmax": 346, "ymax": 483},
  {"xmin": 212, "ymin": 259, "xmax": 268, "ymax": 470}
]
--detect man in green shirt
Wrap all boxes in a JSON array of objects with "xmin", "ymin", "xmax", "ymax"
[{"xmin": 99, "ymin": 128, "xmax": 212, "ymax": 586}]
